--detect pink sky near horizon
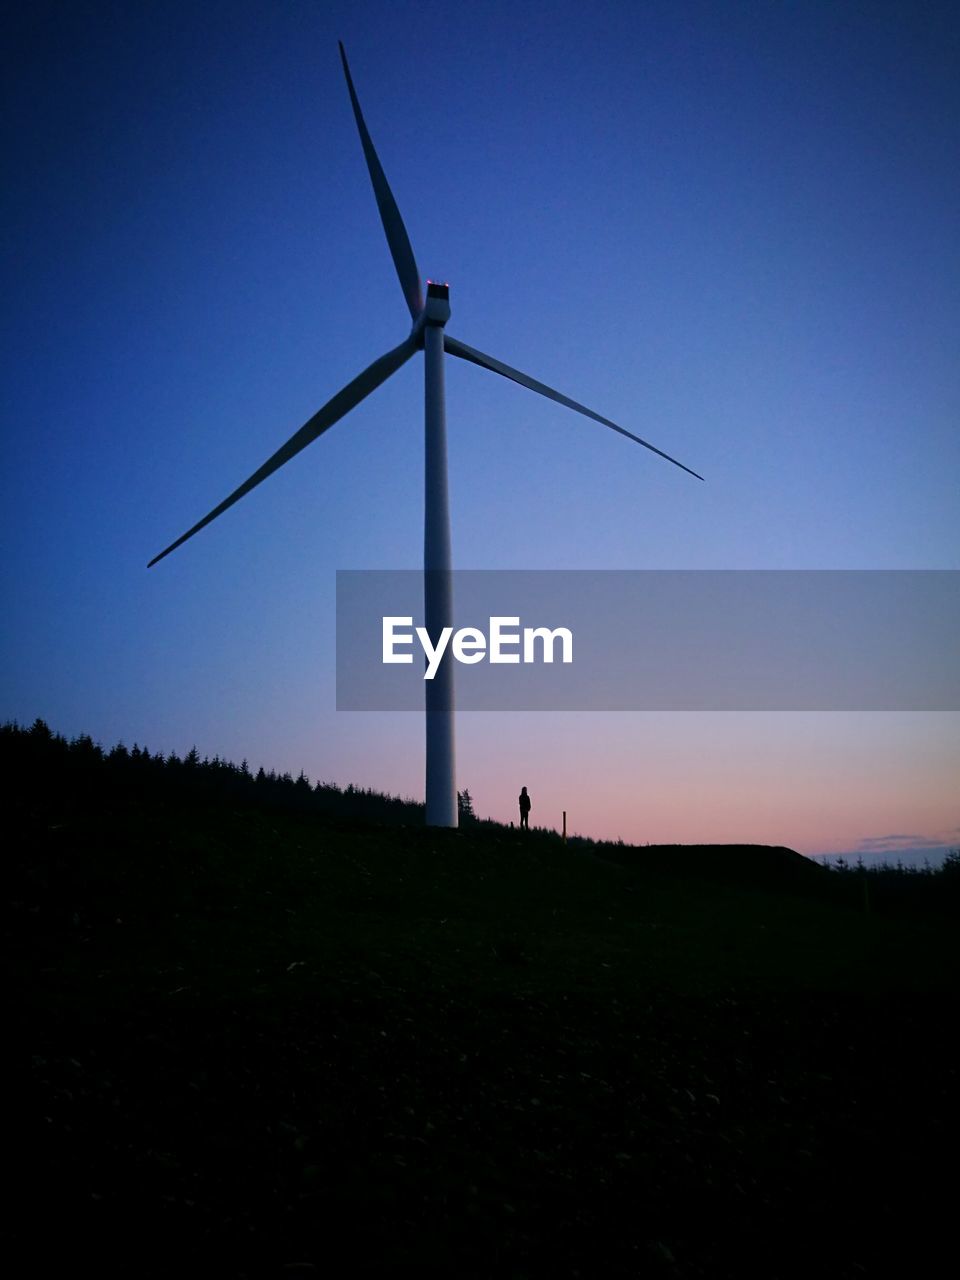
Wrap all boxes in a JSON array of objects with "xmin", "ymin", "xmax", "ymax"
[
  {"xmin": 272, "ymin": 708, "xmax": 957, "ymax": 859},
  {"xmin": 440, "ymin": 712, "xmax": 959, "ymax": 856}
]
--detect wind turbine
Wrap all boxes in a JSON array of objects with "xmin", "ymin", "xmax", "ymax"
[{"xmin": 149, "ymin": 42, "xmax": 703, "ymax": 828}]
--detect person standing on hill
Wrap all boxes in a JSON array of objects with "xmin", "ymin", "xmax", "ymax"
[{"xmin": 518, "ymin": 786, "xmax": 531, "ymax": 830}]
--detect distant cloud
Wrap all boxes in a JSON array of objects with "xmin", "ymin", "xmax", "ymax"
[
  {"xmin": 858, "ymin": 833, "xmax": 948, "ymax": 852},
  {"xmin": 814, "ymin": 827, "xmax": 958, "ymax": 868},
  {"xmin": 818, "ymin": 840, "xmax": 956, "ymax": 870}
]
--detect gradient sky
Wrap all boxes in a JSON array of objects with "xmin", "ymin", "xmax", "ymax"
[{"xmin": 2, "ymin": 0, "xmax": 957, "ymax": 862}]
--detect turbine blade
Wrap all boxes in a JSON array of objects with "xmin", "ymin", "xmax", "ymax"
[
  {"xmin": 339, "ymin": 42, "xmax": 423, "ymax": 320},
  {"xmin": 444, "ymin": 334, "xmax": 704, "ymax": 482},
  {"xmin": 149, "ymin": 336, "xmax": 417, "ymax": 568}
]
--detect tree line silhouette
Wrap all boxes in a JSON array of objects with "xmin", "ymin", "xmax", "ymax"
[{"xmin": 3, "ymin": 718, "xmax": 427, "ymax": 826}]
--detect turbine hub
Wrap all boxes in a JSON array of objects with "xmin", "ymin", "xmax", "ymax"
[{"xmin": 424, "ymin": 280, "xmax": 451, "ymax": 327}]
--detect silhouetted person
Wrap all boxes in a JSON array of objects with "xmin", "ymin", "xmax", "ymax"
[{"xmin": 518, "ymin": 786, "xmax": 531, "ymax": 829}]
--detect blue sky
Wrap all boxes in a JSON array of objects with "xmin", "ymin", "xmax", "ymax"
[{"xmin": 2, "ymin": 0, "xmax": 957, "ymax": 859}]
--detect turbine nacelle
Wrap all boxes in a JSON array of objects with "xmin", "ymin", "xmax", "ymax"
[
  {"xmin": 410, "ymin": 281, "xmax": 451, "ymax": 343},
  {"xmin": 423, "ymin": 280, "xmax": 451, "ymax": 327}
]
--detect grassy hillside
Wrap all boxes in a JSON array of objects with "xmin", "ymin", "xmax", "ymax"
[{"xmin": 6, "ymin": 725, "xmax": 958, "ymax": 1277}]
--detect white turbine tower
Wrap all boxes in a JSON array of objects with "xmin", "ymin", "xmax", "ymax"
[{"xmin": 149, "ymin": 43, "xmax": 703, "ymax": 828}]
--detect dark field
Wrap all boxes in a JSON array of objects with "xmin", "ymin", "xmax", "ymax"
[{"xmin": 6, "ymin": 730, "xmax": 958, "ymax": 1277}]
